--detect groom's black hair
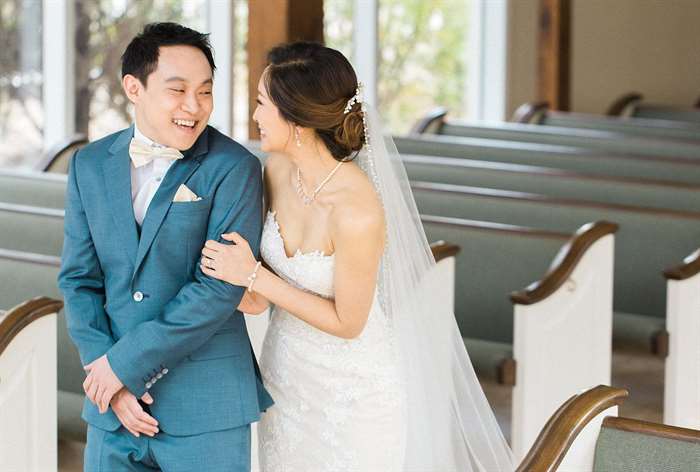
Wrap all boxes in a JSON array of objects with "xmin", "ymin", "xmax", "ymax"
[{"xmin": 121, "ymin": 22, "xmax": 216, "ymax": 86}]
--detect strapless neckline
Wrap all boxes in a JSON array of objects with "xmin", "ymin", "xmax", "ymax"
[{"xmin": 266, "ymin": 210, "xmax": 335, "ymax": 260}]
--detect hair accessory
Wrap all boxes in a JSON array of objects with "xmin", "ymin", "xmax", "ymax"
[{"xmin": 343, "ymin": 82, "xmax": 365, "ymax": 114}]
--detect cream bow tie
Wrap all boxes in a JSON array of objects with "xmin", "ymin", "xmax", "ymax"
[{"xmin": 129, "ymin": 138, "xmax": 183, "ymax": 168}]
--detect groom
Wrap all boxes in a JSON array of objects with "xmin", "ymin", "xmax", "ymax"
[{"xmin": 58, "ymin": 23, "xmax": 272, "ymax": 471}]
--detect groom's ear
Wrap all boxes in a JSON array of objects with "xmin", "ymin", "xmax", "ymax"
[{"xmin": 122, "ymin": 74, "xmax": 143, "ymax": 104}]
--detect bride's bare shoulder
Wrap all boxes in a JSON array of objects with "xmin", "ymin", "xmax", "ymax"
[{"xmin": 330, "ymin": 163, "xmax": 385, "ymax": 240}]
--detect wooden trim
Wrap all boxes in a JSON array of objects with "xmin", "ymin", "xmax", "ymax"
[
  {"xmin": 510, "ymin": 221, "xmax": 618, "ymax": 305},
  {"xmin": 695, "ymin": 96, "xmax": 700, "ymax": 109},
  {"xmin": 516, "ymin": 385, "xmax": 629, "ymax": 472},
  {"xmin": 247, "ymin": 0, "xmax": 324, "ymax": 139},
  {"xmin": 429, "ymin": 240, "xmax": 461, "ymax": 262},
  {"xmin": 511, "ymin": 102, "xmax": 549, "ymax": 124},
  {"xmin": 607, "ymin": 92, "xmax": 643, "ymax": 116},
  {"xmin": 0, "ymin": 202, "xmax": 65, "ymax": 218},
  {"xmin": 0, "ymin": 248, "xmax": 62, "ymax": 266},
  {"xmin": 0, "ymin": 296, "xmax": 63, "ymax": 356},
  {"xmin": 651, "ymin": 329, "xmax": 669, "ymax": 358},
  {"xmin": 602, "ymin": 416, "xmax": 700, "ymax": 444},
  {"xmin": 411, "ymin": 180, "xmax": 700, "ymax": 220},
  {"xmin": 36, "ymin": 134, "xmax": 88, "ymax": 172},
  {"xmin": 410, "ymin": 108, "xmax": 448, "ymax": 134},
  {"xmin": 498, "ymin": 357, "xmax": 516, "ymax": 385},
  {"xmin": 663, "ymin": 248, "xmax": 700, "ymax": 280},
  {"xmin": 420, "ymin": 214, "xmax": 570, "ymax": 240},
  {"xmin": 537, "ymin": 0, "xmax": 570, "ymax": 110}
]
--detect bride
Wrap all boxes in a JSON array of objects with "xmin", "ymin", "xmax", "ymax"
[{"xmin": 199, "ymin": 41, "xmax": 514, "ymax": 471}]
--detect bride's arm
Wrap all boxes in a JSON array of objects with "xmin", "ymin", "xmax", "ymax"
[
  {"xmin": 237, "ymin": 291, "xmax": 269, "ymax": 314},
  {"xmin": 236, "ymin": 261, "xmax": 273, "ymax": 314},
  {"xmin": 202, "ymin": 206, "xmax": 385, "ymax": 339}
]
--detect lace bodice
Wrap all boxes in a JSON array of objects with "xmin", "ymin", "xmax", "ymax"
[
  {"xmin": 257, "ymin": 210, "xmax": 405, "ymax": 471},
  {"xmin": 260, "ymin": 210, "xmax": 336, "ymax": 298}
]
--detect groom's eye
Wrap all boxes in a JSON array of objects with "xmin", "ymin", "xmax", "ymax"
[{"xmin": 169, "ymin": 88, "xmax": 185, "ymax": 93}]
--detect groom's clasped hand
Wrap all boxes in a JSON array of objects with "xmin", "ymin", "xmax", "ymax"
[{"xmin": 83, "ymin": 355, "xmax": 159, "ymax": 437}]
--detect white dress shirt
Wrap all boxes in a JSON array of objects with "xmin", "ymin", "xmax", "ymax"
[{"xmin": 131, "ymin": 124, "xmax": 177, "ymax": 227}]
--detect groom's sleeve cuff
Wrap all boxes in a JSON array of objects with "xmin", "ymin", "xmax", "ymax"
[{"xmin": 107, "ymin": 337, "xmax": 149, "ymax": 397}]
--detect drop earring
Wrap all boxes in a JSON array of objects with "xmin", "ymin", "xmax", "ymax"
[{"xmin": 295, "ymin": 127, "xmax": 302, "ymax": 147}]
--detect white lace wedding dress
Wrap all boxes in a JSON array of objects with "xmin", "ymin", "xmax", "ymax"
[{"xmin": 257, "ymin": 210, "xmax": 406, "ymax": 472}]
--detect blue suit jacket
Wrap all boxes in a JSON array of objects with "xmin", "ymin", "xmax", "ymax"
[{"xmin": 57, "ymin": 125, "xmax": 273, "ymax": 436}]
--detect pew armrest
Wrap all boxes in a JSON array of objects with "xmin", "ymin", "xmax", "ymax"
[
  {"xmin": 0, "ymin": 296, "xmax": 63, "ymax": 356},
  {"xmin": 663, "ymin": 247, "xmax": 700, "ymax": 429},
  {"xmin": 511, "ymin": 101, "xmax": 549, "ymax": 124},
  {"xmin": 410, "ymin": 107, "xmax": 448, "ymax": 135},
  {"xmin": 516, "ymin": 385, "xmax": 628, "ymax": 472},
  {"xmin": 510, "ymin": 221, "xmax": 618, "ymax": 305},
  {"xmin": 0, "ymin": 296, "xmax": 61, "ymax": 471}
]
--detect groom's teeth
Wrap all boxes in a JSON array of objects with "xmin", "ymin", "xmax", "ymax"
[{"xmin": 173, "ymin": 119, "xmax": 196, "ymax": 127}]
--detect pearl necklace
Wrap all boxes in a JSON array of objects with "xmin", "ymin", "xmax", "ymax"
[{"xmin": 295, "ymin": 160, "xmax": 344, "ymax": 206}]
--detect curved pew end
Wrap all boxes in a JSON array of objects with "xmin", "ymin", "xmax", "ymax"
[
  {"xmin": 606, "ymin": 92, "xmax": 643, "ymax": 117},
  {"xmin": 662, "ymin": 248, "xmax": 700, "ymax": 429},
  {"xmin": 0, "ymin": 296, "xmax": 62, "ymax": 472},
  {"xmin": 509, "ymin": 221, "xmax": 619, "ymax": 459},
  {"xmin": 37, "ymin": 134, "xmax": 88, "ymax": 174},
  {"xmin": 510, "ymin": 221, "xmax": 619, "ymax": 305},
  {"xmin": 516, "ymin": 385, "xmax": 628, "ymax": 472},
  {"xmin": 410, "ymin": 107, "xmax": 448, "ymax": 135},
  {"xmin": 511, "ymin": 101, "xmax": 549, "ymax": 124}
]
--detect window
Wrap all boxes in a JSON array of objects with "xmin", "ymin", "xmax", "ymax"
[
  {"xmin": 75, "ymin": 0, "xmax": 207, "ymax": 141},
  {"xmin": 0, "ymin": 0, "xmax": 43, "ymax": 168},
  {"xmin": 378, "ymin": 0, "xmax": 473, "ymax": 134}
]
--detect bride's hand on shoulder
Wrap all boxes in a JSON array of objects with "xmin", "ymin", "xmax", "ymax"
[{"xmin": 200, "ymin": 232, "xmax": 258, "ymax": 287}]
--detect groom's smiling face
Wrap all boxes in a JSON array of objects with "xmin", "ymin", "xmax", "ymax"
[{"xmin": 123, "ymin": 45, "xmax": 213, "ymax": 151}]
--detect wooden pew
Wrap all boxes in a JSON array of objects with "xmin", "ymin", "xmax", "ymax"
[
  {"xmin": 518, "ymin": 385, "xmax": 700, "ymax": 471},
  {"xmin": 0, "ymin": 249, "xmax": 86, "ymax": 443},
  {"xmin": 402, "ymin": 153, "xmax": 700, "ymax": 213},
  {"xmin": 411, "ymin": 182, "xmax": 700, "ymax": 353},
  {"xmin": 411, "ymin": 119, "xmax": 700, "ymax": 160},
  {"xmin": 663, "ymin": 248, "xmax": 700, "ymax": 429},
  {"xmin": 609, "ymin": 93, "xmax": 700, "ymax": 125},
  {"xmin": 0, "ymin": 202, "xmax": 64, "ymax": 255},
  {"xmin": 393, "ymin": 135, "xmax": 700, "ymax": 184},
  {"xmin": 36, "ymin": 134, "xmax": 88, "ymax": 174},
  {"xmin": 0, "ymin": 296, "xmax": 62, "ymax": 472},
  {"xmin": 511, "ymin": 102, "xmax": 700, "ymax": 143},
  {"xmin": 421, "ymin": 216, "xmax": 616, "ymax": 456},
  {"xmin": 0, "ymin": 169, "xmax": 67, "ymax": 208}
]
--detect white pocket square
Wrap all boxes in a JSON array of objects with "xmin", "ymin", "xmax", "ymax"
[{"xmin": 173, "ymin": 184, "xmax": 202, "ymax": 202}]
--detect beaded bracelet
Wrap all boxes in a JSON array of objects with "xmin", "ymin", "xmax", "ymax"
[{"xmin": 247, "ymin": 261, "xmax": 262, "ymax": 293}]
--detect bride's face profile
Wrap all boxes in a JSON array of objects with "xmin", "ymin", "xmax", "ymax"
[{"xmin": 252, "ymin": 74, "xmax": 295, "ymax": 153}]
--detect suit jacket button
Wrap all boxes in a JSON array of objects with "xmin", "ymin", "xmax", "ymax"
[{"xmin": 133, "ymin": 291, "xmax": 144, "ymax": 302}]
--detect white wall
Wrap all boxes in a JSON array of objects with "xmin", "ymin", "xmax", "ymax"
[{"xmin": 506, "ymin": 0, "xmax": 700, "ymax": 117}]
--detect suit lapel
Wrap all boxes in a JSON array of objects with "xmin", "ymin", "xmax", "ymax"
[
  {"xmin": 103, "ymin": 126, "xmax": 139, "ymax": 265},
  {"xmin": 132, "ymin": 127, "xmax": 210, "ymax": 275}
]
